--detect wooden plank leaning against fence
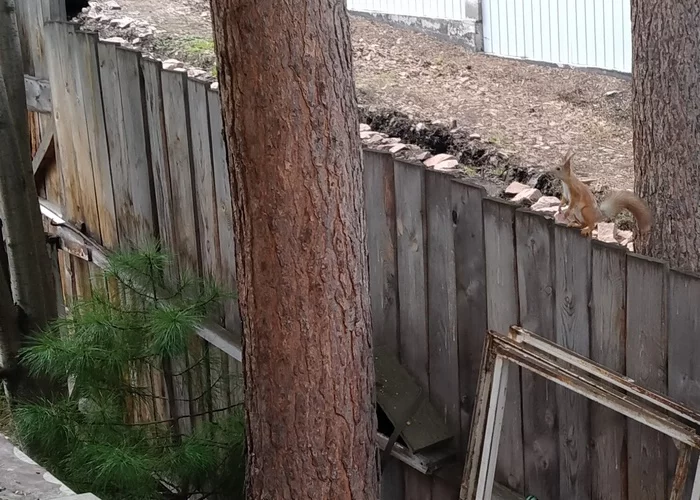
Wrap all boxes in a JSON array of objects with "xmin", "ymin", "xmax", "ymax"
[{"xmin": 34, "ymin": 19, "xmax": 700, "ymax": 500}]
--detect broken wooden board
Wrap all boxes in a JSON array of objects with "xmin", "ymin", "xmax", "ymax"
[{"xmin": 375, "ymin": 344, "xmax": 454, "ymax": 454}]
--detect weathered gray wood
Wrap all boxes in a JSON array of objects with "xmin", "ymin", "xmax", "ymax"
[
  {"xmin": 364, "ymin": 150, "xmax": 399, "ymax": 352},
  {"xmin": 72, "ymin": 30, "xmax": 117, "ymax": 247},
  {"xmin": 207, "ymin": 88, "xmax": 241, "ymax": 336},
  {"xmin": 207, "ymin": 88, "xmax": 242, "ymax": 417},
  {"xmin": 363, "ymin": 150, "xmax": 403, "ymax": 495},
  {"xmin": 626, "ymin": 254, "xmax": 668, "ymax": 500},
  {"xmin": 425, "ymin": 170, "xmax": 460, "ymax": 436},
  {"xmin": 31, "ymin": 125, "xmax": 55, "ymax": 178},
  {"xmin": 590, "ymin": 240, "xmax": 628, "ymax": 500},
  {"xmin": 668, "ymin": 269, "xmax": 700, "ymax": 500},
  {"xmin": 115, "ymin": 47, "xmax": 155, "ymax": 244},
  {"xmin": 160, "ymin": 69, "xmax": 200, "ymax": 275},
  {"xmin": 44, "ymin": 24, "xmax": 92, "ymax": 228},
  {"xmin": 553, "ymin": 224, "xmax": 592, "ymax": 500},
  {"xmin": 99, "ymin": 42, "xmax": 155, "ymax": 246},
  {"xmin": 142, "ymin": 58, "xmax": 176, "ymax": 255},
  {"xmin": 393, "ymin": 159, "xmax": 432, "ymax": 499},
  {"xmin": 188, "ymin": 79, "xmax": 218, "ymax": 279},
  {"xmin": 425, "ymin": 170, "xmax": 459, "ymax": 500},
  {"xmin": 482, "ymin": 198, "xmax": 524, "ymax": 494},
  {"xmin": 452, "ymin": 180, "xmax": 488, "ymax": 453},
  {"xmin": 24, "ymin": 75, "xmax": 52, "ymax": 113},
  {"xmin": 515, "ymin": 209, "xmax": 558, "ymax": 500}
]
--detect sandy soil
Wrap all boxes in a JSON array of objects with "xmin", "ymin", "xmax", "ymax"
[{"xmin": 80, "ymin": 0, "xmax": 634, "ymax": 190}]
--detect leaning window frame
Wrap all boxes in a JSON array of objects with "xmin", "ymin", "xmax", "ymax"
[{"xmin": 460, "ymin": 326, "xmax": 700, "ymax": 500}]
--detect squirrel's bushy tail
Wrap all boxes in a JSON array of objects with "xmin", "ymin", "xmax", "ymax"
[{"xmin": 600, "ymin": 190, "xmax": 652, "ymax": 234}]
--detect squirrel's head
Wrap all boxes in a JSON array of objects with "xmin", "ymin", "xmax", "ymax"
[{"xmin": 549, "ymin": 151, "xmax": 574, "ymax": 180}]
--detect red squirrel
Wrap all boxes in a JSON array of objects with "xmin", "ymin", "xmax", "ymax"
[{"xmin": 549, "ymin": 151, "xmax": 652, "ymax": 238}]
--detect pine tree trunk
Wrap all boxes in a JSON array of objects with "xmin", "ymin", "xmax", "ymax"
[
  {"xmin": 632, "ymin": 0, "xmax": 700, "ymax": 271},
  {"xmin": 0, "ymin": 0, "xmax": 59, "ymax": 399},
  {"xmin": 210, "ymin": 1, "xmax": 378, "ymax": 498}
]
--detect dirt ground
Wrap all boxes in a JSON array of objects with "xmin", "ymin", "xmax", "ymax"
[{"xmin": 81, "ymin": 0, "xmax": 634, "ymax": 191}]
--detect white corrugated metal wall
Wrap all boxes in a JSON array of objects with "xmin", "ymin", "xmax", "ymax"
[
  {"xmin": 482, "ymin": 0, "xmax": 632, "ymax": 73},
  {"xmin": 347, "ymin": 0, "xmax": 468, "ymax": 21}
]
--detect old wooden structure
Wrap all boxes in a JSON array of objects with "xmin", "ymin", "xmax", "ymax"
[{"xmin": 13, "ymin": 4, "xmax": 700, "ymax": 500}]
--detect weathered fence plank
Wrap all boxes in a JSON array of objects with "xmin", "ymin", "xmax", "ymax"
[
  {"xmin": 364, "ymin": 151, "xmax": 399, "ymax": 352},
  {"xmin": 207, "ymin": 89, "xmax": 242, "ymax": 413},
  {"xmin": 393, "ymin": 160, "xmax": 432, "ymax": 500},
  {"xmin": 515, "ymin": 209, "xmax": 558, "ymax": 500},
  {"xmin": 142, "ymin": 58, "xmax": 176, "ymax": 254},
  {"xmin": 553, "ymin": 224, "xmax": 591, "ymax": 500},
  {"xmin": 451, "ymin": 180, "xmax": 487, "ymax": 452},
  {"xmin": 364, "ymin": 151, "xmax": 404, "ymax": 497},
  {"xmin": 425, "ymin": 170, "xmax": 459, "ymax": 500},
  {"xmin": 590, "ymin": 241, "xmax": 628, "ymax": 500},
  {"xmin": 73, "ymin": 30, "xmax": 117, "ymax": 246},
  {"xmin": 626, "ymin": 254, "xmax": 668, "ymax": 500},
  {"xmin": 483, "ymin": 198, "xmax": 524, "ymax": 494},
  {"xmin": 668, "ymin": 269, "xmax": 700, "ymax": 500}
]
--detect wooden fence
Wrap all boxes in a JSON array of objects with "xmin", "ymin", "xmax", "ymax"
[{"xmin": 32, "ymin": 20, "xmax": 700, "ymax": 500}]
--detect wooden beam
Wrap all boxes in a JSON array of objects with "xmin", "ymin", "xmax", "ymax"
[
  {"xmin": 37, "ymin": 197, "xmax": 243, "ymax": 361},
  {"xmin": 24, "ymin": 75, "xmax": 52, "ymax": 113},
  {"xmin": 32, "ymin": 125, "xmax": 55, "ymax": 181}
]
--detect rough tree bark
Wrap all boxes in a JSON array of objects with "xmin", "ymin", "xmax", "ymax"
[
  {"xmin": 210, "ymin": 0, "xmax": 378, "ymax": 499},
  {"xmin": 632, "ymin": 0, "xmax": 700, "ymax": 271},
  {"xmin": 0, "ymin": 0, "xmax": 59, "ymax": 399}
]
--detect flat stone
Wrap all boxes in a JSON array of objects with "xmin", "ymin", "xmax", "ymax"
[
  {"xmin": 415, "ymin": 151, "xmax": 430, "ymax": 161},
  {"xmin": 505, "ymin": 181, "xmax": 529, "ymax": 196},
  {"xmin": 512, "ymin": 187, "xmax": 542, "ymax": 203},
  {"xmin": 615, "ymin": 228, "xmax": 634, "ymax": 246},
  {"xmin": 384, "ymin": 137, "xmax": 402, "ymax": 144},
  {"xmin": 105, "ymin": 0, "xmax": 121, "ymax": 9},
  {"xmin": 389, "ymin": 144, "xmax": 407, "ymax": 154},
  {"xmin": 531, "ymin": 196, "xmax": 560, "ymax": 211},
  {"xmin": 595, "ymin": 222, "xmax": 616, "ymax": 244},
  {"xmin": 210, "ymin": 82, "xmax": 219, "ymax": 90},
  {"xmin": 102, "ymin": 36, "xmax": 126, "ymax": 44},
  {"xmin": 366, "ymin": 134, "xmax": 385, "ymax": 144},
  {"xmin": 359, "ymin": 130, "xmax": 375, "ymax": 140},
  {"xmin": 188, "ymin": 68, "xmax": 208, "ymax": 79},
  {"xmin": 469, "ymin": 133, "xmax": 481, "ymax": 140},
  {"xmin": 162, "ymin": 59, "xmax": 184, "ymax": 70},
  {"xmin": 424, "ymin": 153, "xmax": 456, "ymax": 168},
  {"xmin": 433, "ymin": 159, "xmax": 459, "ymax": 171},
  {"xmin": 110, "ymin": 17, "xmax": 134, "ymax": 28},
  {"xmin": 359, "ymin": 123, "xmax": 371, "ymax": 132}
]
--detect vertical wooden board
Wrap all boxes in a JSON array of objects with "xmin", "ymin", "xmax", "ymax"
[
  {"xmin": 97, "ymin": 41, "xmax": 125, "ymax": 245},
  {"xmin": 161, "ymin": 70, "xmax": 207, "ymax": 429},
  {"xmin": 553, "ymin": 225, "xmax": 591, "ymax": 500},
  {"xmin": 364, "ymin": 151, "xmax": 399, "ymax": 352},
  {"xmin": 115, "ymin": 47, "xmax": 156, "ymax": 245},
  {"xmin": 364, "ymin": 150, "xmax": 403, "ymax": 500},
  {"xmin": 380, "ymin": 461, "xmax": 405, "ymax": 500},
  {"xmin": 483, "ymin": 198, "xmax": 524, "ymax": 493},
  {"xmin": 451, "ymin": 180, "xmax": 487, "ymax": 452},
  {"xmin": 161, "ymin": 69, "xmax": 200, "ymax": 274},
  {"xmin": 668, "ymin": 270, "xmax": 700, "ymax": 500},
  {"xmin": 44, "ymin": 24, "xmax": 82, "ymax": 219},
  {"xmin": 515, "ymin": 209, "xmax": 559, "ymax": 500},
  {"xmin": 393, "ymin": 160, "xmax": 431, "ymax": 500},
  {"xmin": 188, "ymin": 79, "xmax": 219, "ymax": 280},
  {"xmin": 142, "ymin": 59, "xmax": 175, "ymax": 251},
  {"xmin": 207, "ymin": 89, "xmax": 241, "ymax": 335},
  {"xmin": 73, "ymin": 31, "xmax": 117, "ymax": 246},
  {"xmin": 425, "ymin": 170, "xmax": 459, "ymax": 500},
  {"xmin": 626, "ymin": 254, "xmax": 667, "ymax": 500},
  {"xmin": 590, "ymin": 241, "xmax": 627, "ymax": 500}
]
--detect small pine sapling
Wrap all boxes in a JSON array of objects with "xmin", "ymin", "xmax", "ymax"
[{"xmin": 13, "ymin": 243, "xmax": 245, "ymax": 500}]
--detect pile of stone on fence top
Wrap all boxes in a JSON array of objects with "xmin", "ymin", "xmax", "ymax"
[
  {"xmin": 77, "ymin": 1, "xmax": 215, "ymax": 82},
  {"xmin": 359, "ymin": 123, "xmax": 463, "ymax": 171},
  {"xmin": 503, "ymin": 181, "xmax": 635, "ymax": 251}
]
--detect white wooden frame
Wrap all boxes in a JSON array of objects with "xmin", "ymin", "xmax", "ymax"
[{"xmin": 460, "ymin": 326, "xmax": 700, "ymax": 500}]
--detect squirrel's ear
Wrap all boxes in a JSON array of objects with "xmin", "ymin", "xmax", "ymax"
[{"xmin": 562, "ymin": 151, "xmax": 575, "ymax": 171}]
